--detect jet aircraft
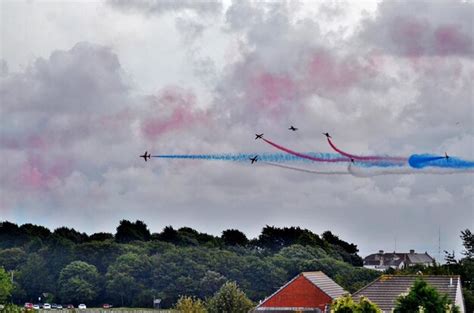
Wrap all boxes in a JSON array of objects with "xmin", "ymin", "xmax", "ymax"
[{"xmin": 140, "ymin": 151, "xmax": 151, "ymax": 162}]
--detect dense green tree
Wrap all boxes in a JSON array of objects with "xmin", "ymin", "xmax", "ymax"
[
  {"xmin": 175, "ymin": 296, "xmax": 207, "ymax": 313},
  {"xmin": 15, "ymin": 254, "xmax": 53, "ymax": 301},
  {"xmin": 198, "ymin": 271, "xmax": 226, "ymax": 298},
  {"xmin": 206, "ymin": 282, "xmax": 254, "ymax": 313},
  {"xmin": 19, "ymin": 224, "xmax": 51, "ymax": 240},
  {"xmin": 158, "ymin": 226, "xmax": 180, "ymax": 244},
  {"xmin": 58, "ymin": 261, "xmax": 100, "ymax": 303},
  {"xmin": 222, "ymin": 230, "xmax": 248, "ymax": 246},
  {"xmin": 87, "ymin": 232, "xmax": 114, "ymax": 242},
  {"xmin": 0, "ymin": 267, "xmax": 13, "ymax": 303},
  {"xmin": 332, "ymin": 295, "xmax": 381, "ymax": 313},
  {"xmin": 322, "ymin": 231, "xmax": 358, "ymax": 254},
  {"xmin": 461, "ymin": 229, "xmax": 473, "ymax": 259},
  {"xmin": 106, "ymin": 272, "xmax": 137, "ymax": 307},
  {"xmin": 0, "ymin": 248, "xmax": 27, "ymax": 271},
  {"xmin": 53, "ymin": 227, "xmax": 88, "ymax": 244},
  {"xmin": 105, "ymin": 253, "xmax": 152, "ymax": 306},
  {"xmin": 394, "ymin": 279, "xmax": 459, "ymax": 313},
  {"xmin": 115, "ymin": 220, "xmax": 151, "ymax": 243}
]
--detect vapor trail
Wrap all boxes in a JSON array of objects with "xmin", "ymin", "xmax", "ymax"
[
  {"xmin": 263, "ymin": 162, "xmax": 350, "ymax": 175},
  {"xmin": 326, "ymin": 137, "xmax": 406, "ymax": 163},
  {"xmin": 348, "ymin": 163, "xmax": 474, "ymax": 177},
  {"xmin": 409, "ymin": 154, "xmax": 474, "ymax": 169},
  {"xmin": 261, "ymin": 138, "xmax": 350, "ymax": 163}
]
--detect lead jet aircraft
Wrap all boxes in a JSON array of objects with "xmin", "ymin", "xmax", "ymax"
[
  {"xmin": 140, "ymin": 151, "xmax": 151, "ymax": 162},
  {"xmin": 255, "ymin": 133, "xmax": 264, "ymax": 140}
]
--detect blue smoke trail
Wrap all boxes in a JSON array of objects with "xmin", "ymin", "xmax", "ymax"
[
  {"xmin": 154, "ymin": 153, "xmax": 344, "ymax": 163},
  {"xmin": 409, "ymin": 154, "xmax": 474, "ymax": 169},
  {"xmin": 154, "ymin": 153, "xmax": 406, "ymax": 167}
]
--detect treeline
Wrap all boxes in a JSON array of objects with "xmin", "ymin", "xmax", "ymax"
[{"xmin": 0, "ymin": 220, "xmax": 379, "ymax": 308}]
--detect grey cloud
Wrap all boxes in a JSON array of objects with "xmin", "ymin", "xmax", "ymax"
[
  {"xmin": 108, "ymin": 0, "xmax": 223, "ymax": 17},
  {"xmin": 1, "ymin": 1, "xmax": 473, "ymax": 259},
  {"xmin": 358, "ymin": 0, "xmax": 474, "ymax": 57}
]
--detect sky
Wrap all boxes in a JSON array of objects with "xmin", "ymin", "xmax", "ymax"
[{"xmin": 1, "ymin": 0, "xmax": 473, "ymax": 258}]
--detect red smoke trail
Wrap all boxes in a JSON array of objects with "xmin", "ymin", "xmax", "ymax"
[
  {"xmin": 326, "ymin": 137, "xmax": 407, "ymax": 163},
  {"xmin": 261, "ymin": 138, "xmax": 349, "ymax": 163}
]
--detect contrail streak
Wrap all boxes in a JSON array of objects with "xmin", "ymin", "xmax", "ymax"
[
  {"xmin": 263, "ymin": 162, "xmax": 350, "ymax": 175},
  {"xmin": 326, "ymin": 137, "xmax": 407, "ymax": 163},
  {"xmin": 348, "ymin": 163, "xmax": 474, "ymax": 177},
  {"xmin": 261, "ymin": 138, "xmax": 350, "ymax": 163}
]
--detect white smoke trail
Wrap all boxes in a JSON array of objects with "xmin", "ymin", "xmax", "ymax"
[
  {"xmin": 263, "ymin": 162, "xmax": 350, "ymax": 175},
  {"xmin": 348, "ymin": 163, "xmax": 474, "ymax": 177}
]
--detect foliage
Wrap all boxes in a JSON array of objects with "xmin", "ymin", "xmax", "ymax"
[
  {"xmin": 175, "ymin": 296, "xmax": 207, "ymax": 313},
  {"xmin": 460, "ymin": 229, "xmax": 473, "ymax": 259},
  {"xmin": 115, "ymin": 220, "xmax": 151, "ymax": 243},
  {"xmin": 0, "ymin": 267, "xmax": 13, "ymax": 303},
  {"xmin": 394, "ymin": 279, "xmax": 459, "ymax": 313},
  {"xmin": 58, "ymin": 261, "xmax": 100, "ymax": 304},
  {"xmin": 222, "ymin": 230, "xmax": 248, "ymax": 246},
  {"xmin": 0, "ymin": 303, "xmax": 23, "ymax": 313},
  {"xmin": 206, "ymin": 282, "xmax": 254, "ymax": 313},
  {"xmin": 0, "ymin": 220, "xmax": 375, "ymax": 308},
  {"xmin": 331, "ymin": 295, "xmax": 381, "ymax": 313}
]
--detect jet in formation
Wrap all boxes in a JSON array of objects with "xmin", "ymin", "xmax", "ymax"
[
  {"xmin": 249, "ymin": 156, "xmax": 259, "ymax": 164},
  {"xmin": 289, "ymin": 126, "xmax": 298, "ymax": 131},
  {"xmin": 323, "ymin": 132, "xmax": 332, "ymax": 139},
  {"xmin": 140, "ymin": 151, "xmax": 151, "ymax": 162},
  {"xmin": 255, "ymin": 133, "xmax": 264, "ymax": 140}
]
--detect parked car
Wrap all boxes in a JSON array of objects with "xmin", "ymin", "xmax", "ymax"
[
  {"xmin": 33, "ymin": 304, "xmax": 40, "ymax": 310},
  {"xmin": 43, "ymin": 303, "xmax": 51, "ymax": 309},
  {"xmin": 102, "ymin": 304, "xmax": 112, "ymax": 309},
  {"xmin": 66, "ymin": 304, "xmax": 74, "ymax": 309},
  {"xmin": 24, "ymin": 303, "xmax": 34, "ymax": 309},
  {"xmin": 78, "ymin": 304, "xmax": 87, "ymax": 310},
  {"xmin": 51, "ymin": 304, "xmax": 58, "ymax": 309},
  {"xmin": 57, "ymin": 305, "xmax": 63, "ymax": 309}
]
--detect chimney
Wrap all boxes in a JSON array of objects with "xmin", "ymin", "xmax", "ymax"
[
  {"xmin": 409, "ymin": 249, "xmax": 415, "ymax": 254},
  {"xmin": 379, "ymin": 250, "xmax": 384, "ymax": 254}
]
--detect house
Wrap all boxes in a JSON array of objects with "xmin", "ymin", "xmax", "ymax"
[
  {"xmin": 363, "ymin": 249, "xmax": 434, "ymax": 271},
  {"xmin": 352, "ymin": 275, "xmax": 465, "ymax": 313},
  {"xmin": 251, "ymin": 271, "xmax": 347, "ymax": 312}
]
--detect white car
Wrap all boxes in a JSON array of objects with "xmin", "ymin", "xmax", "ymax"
[
  {"xmin": 43, "ymin": 303, "xmax": 51, "ymax": 309},
  {"xmin": 78, "ymin": 304, "xmax": 87, "ymax": 310},
  {"xmin": 33, "ymin": 305, "xmax": 40, "ymax": 310}
]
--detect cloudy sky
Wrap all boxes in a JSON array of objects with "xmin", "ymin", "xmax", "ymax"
[{"xmin": 1, "ymin": 0, "xmax": 473, "ymax": 258}]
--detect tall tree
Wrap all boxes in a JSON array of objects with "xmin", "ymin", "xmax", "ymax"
[
  {"xmin": 0, "ymin": 267, "xmax": 13, "ymax": 303},
  {"xmin": 115, "ymin": 220, "xmax": 151, "ymax": 243},
  {"xmin": 460, "ymin": 229, "xmax": 473, "ymax": 259},
  {"xmin": 206, "ymin": 282, "xmax": 254, "ymax": 313},
  {"xmin": 394, "ymin": 279, "xmax": 459, "ymax": 313},
  {"xmin": 222, "ymin": 229, "xmax": 248, "ymax": 246},
  {"xmin": 58, "ymin": 261, "xmax": 100, "ymax": 304}
]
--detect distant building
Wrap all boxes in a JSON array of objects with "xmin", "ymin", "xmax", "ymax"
[
  {"xmin": 363, "ymin": 249, "xmax": 434, "ymax": 271},
  {"xmin": 352, "ymin": 275, "xmax": 465, "ymax": 313},
  {"xmin": 251, "ymin": 271, "xmax": 347, "ymax": 313}
]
